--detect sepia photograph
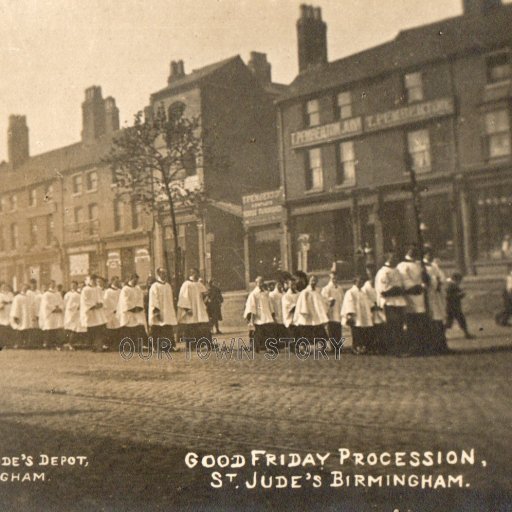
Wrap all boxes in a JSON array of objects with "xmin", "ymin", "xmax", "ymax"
[{"xmin": 0, "ymin": 0, "xmax": 511, "ymax": 510}]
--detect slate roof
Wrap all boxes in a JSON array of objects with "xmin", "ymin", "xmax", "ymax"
[
  {"xmin": 0, "ymin": 135, "xmax": 113, "ymax": 193},
  {"xmin": 278, "ymin": 4, "xmax": 512, "ymax": 103}
]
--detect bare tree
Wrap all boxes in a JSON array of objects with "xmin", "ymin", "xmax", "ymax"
[{"xmin": 103, "ymin": 106, "xmax": 207, "ymax": 292}]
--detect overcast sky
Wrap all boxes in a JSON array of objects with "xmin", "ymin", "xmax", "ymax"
[{"xmin": 0, "ymin": 0, "xmax": 509, "ymax": 159}]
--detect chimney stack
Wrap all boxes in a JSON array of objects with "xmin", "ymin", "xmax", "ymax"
[
  {"xmin": 7, "ymin": 115, "xmax": 29, "ymax": 169},
  {"xmin": 168, "ymin": 59, "xmax": 186, "ymax": 84},
  {"xmin": 297, "ymin": 4, "xmax": 328, "ymax": 73},
  {"xmin": 463, "ymin": 0, "xmax": 501, "ymax": 15},
  {"xmin": 248, "ymin": 51, "xmax": 272, "ymax": 84},
  {"xmin": 104, "ymin": 96, "xmax": 120, "ymax": 134},
  {"xmin": 82, "ymin": 86, "xmax": 106, "ymax": 143}
]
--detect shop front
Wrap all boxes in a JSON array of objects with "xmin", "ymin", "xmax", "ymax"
[{"xmin": 242, "ymin": 189, "xmax": 285, "ymax": 286}]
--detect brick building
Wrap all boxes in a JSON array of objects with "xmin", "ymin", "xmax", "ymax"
[
  {"xmin": 147, "ymin": 54, "xmax": 283, "ymax": 290},
  {"xmin": 0, "ymin": 52, "xmax": 283, "ymax": 292},
  {"xmin": 272, "ymin": 0, "xmax": 512, "ymax": 280},
  {"xmin": 0, "ymin": 87, "xmax": 153, "ymax": 289}
]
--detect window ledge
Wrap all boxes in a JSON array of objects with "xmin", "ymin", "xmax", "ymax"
[
  {"xmin": 334, "ymin": 182, "xmax": 356, "ymax": 190},
  {"xmin": 304, "ymin": 188, "xmax": 324, "ymax": 196}
]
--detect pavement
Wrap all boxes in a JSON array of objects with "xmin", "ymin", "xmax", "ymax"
[{"xmin": 0, "ymin": 314, "xmax": 511, "ymax": 511}]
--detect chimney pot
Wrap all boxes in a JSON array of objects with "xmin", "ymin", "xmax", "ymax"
[
  {"xmin": 297, "ymin": 4, "xmax": 328, "ymax": 73},
  {"xmin": 248, "ymin": 51, "xmax": 272, "ymax": 84},
  {"xmin": 7, "ymin": 115, "xmax": 29, "ymax": 168}
]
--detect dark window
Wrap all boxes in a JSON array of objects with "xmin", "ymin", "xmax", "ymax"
[{"xmin": 487, "ymin": 52, "xmax": 512, "ymax": 83}]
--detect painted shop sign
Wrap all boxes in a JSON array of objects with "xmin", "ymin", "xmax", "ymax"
[
  {"xmin": 291, "ymin": 117, "xmax": 363, "ymax": 148},
  {"xmin": 290, "ymin": 97, "xmax": 455, "ymax": 148},
  {"xmin": 242, "ymin": 189, "xmax": 283, "ymax": 227},
  {"xmin": 364, "ymin": 97, "xmax": 455, "ymax": 132}
]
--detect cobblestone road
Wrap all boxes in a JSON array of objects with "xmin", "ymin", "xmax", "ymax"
[{"xmin": 0, "ymin": 316, "xmax": 511, "ymax": 511}]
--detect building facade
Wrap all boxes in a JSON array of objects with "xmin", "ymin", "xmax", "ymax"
[
  {"xmin": 147, "ymin": 54, "xmax": 283, "ymax": 290},
  {"xmin": 273, "ymin": 1, "xmax": 512, "ymax": 280},
  {"xmin": 0, "ymin": 87, "xmax": 153, "ymax": 289}
]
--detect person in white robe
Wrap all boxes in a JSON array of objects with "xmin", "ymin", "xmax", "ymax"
[
  {"xmin": 0, "ymin": 282, "xmax": 14, "ymax": 347},
  {"xmin": 149, "ymin": 268, "xmax": 177, "ymax": 350},
  {"xmin": 282, "ymin": 277, "xmax": 299, "ymax": 336},
  {"xmin": 10, "ymin": 284, "xmax": 32, "ymax": 347},
  {"xmin": 293, "ymin": 275, "xmax": 329, "ymax": 344},
  {"xmin": 103, "ymin": 276, "xmax": 122, "ymax": 350},
  {"xmin": 39, "ymin": 281, "xmax": 65, "ymax": 347},
  {"xmin": 397, "ymin": 245, "xmax": 430, "ymax": 355},
  {"xmin": 342, "ymin": 275, "xmax": 374, "ymax": 354},
  {"xmin": 63, "ymin": 281, "xmax": 86, "ymax": 347},
  {"xmin": 321, "ymin": 271, "xmax": 344, "ymax": 342},
  {"xmin": 269, "ymin": 281, "xmax": 286, "ymax": 339},
  {"xmin": 362, "ymin": 267, "xmax": 386, "ymax": 354},
  {"xmin": 118, "ymin": 274, "xmax": 147, "ymax": 345},
  {"xmin": 178, "ymin": 268, "xmax": 211, "ymax": 344},
  {"xmin": 375, "ymin": 251, "xmax": 407, "ymax": 355},
  {"xmin": 26, "ymin": 278, "xmax": 43, "ymax": 345},
  {"xmin": 80, "ymin": 274, "xmax": 107, "ymax": 350},
  {"xmin": 424, "ymin": 249, "xmax": 449, "ymax": 354},
  {"xmin": 244, "ymin": 276, "xmax": 275, "ymax": 352}
]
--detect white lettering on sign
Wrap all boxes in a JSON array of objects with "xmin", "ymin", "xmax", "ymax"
[
  {"xmin": 291, "ymin": 117, "xmax": 363, "ymax": 148},
  {"xmin": 242, "ymin": 189, "xmax": 283, "ymax": 226},
  {"xmin": 290, "ymin": 98, "xmax": 455, "ymax": 149},
  {"xmin": 364, "ymin": 98, "xmax": 454, "ymax": 132}
]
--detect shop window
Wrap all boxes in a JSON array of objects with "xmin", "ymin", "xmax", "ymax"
[
  {"xmin": 486, "ymin": 52, "xmax": 511, "ymax": 83},
  {"xmin": 336, "ymin": 91, "xmax": 352, "ymax": 119},
  {"xmin": 404, "ymin": 72, "xmax": 424, "ymax": 103},
  {"xmin": 305, "ymin": 147, "xmax": 323, "ymax": 191},
  {"xmin": 337, "ymin": 141, "xmax": 356, "ymax": 186},
  {"xmin": 11, "ymin": 223, "xmax": 18, "ymax": 250},
  {"xmin": 294, "ymin": 210, "xmax": 354, "ymax": 274},
  {"xmin": 474, "ymin": 186, "xmax": 512, "ymax": 261},
  {"xmin": 72, "ymin": 174, "xmax": 83, "ymax": 195},
  {"xmin": 46, "ymin": 214, "xmax": 54, "ymax": 245},
  {"xmin": 407, "ymin": 129, "xmax": 431, "ymax": 173},
  {"xmin": 86, "ymin": 170, "xmax": 98, "ymax": 191},
  {"xmin": 305, "ymin": 99, "xmax": 320, "ymax": 127},
  {"xmin": 484, "ymin": 110, "xmax": 511, "ymax": 159},
  {"xmin": 29, "ymin": 188, "xmax": 37, "ymax": 207}
]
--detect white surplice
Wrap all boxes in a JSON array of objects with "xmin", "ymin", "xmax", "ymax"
[
  {"xmin": 103, "ymin": 287, "xmax": 121, "ymax": 329},
  {"xmin": 321, "ymin": 281, "xmax": 344, "ymax": 323},
  {"xmin": 361, "ymin": 280, "xmax": 386, "ymax": 325},
  {"xmin": 26, "ymin": 289, "xmax": 42, "ymax": 328},
  {"xmin": 149, "ymin": 280, "xmax": 177, "ymax": 327},
  {"xmin": 341, "ymin": 285, "xmax": 373, "ymax": 327},
  {"xmin": 63, "ymin": 290, "xmax": 86, "ymax": 333},
  {"xmin": 374, "ymin": 264, "xmax": 407, "ymax": 309},
  {"xmin": 178, "ymin": 280, "xmax": 209, "ymax": 324},
  {"xmin": 243, "ymin": 287, "xmax": 274, "ymax": 325},
  {"xmin": 268, "ymin": 289, "xmax": 284, "ymax": 324},
  {"xmin": 80, "ymin": 285, "xmax": 107, "ymax": 328},
  {"xmin": 117, "ymin": 284, "xmax": 146, "ymax": 328},
  {"xmin": 39, "ymin": 290, "xmax": 64, "ymax": 330},
  {"xmin": 282, "ymin": 289, "xmax": 299, "ymax": 328},
  {"xmin": 293, "ymin": 285, "xmax": 329, "ymax": 326},
  {"xmin": 10, "ymin": 293, "xmax": 32, "ymax": 331},
  {"xmin": 0, "ymin": 291, "xmax": 14, "ymax": 326},
  {"xmin": 396, "ymin": 259, "xmax": 426, "ymax": 314}
]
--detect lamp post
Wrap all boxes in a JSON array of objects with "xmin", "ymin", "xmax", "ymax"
[{"xmin": 407, "ymin": 162, "xmax": 430, "ymax": 317}]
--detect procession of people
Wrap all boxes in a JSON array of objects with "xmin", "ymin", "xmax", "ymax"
[
  {"xmin": 0, "ymin": 246, "xmax": 510, "ymax": 355},
  {"xmin": 0, "ymin": 267, "xmax": 215, "ymax": 351},
  {"xmin": 243, "ymin": 244, "xmax": 484, "ymax": 356}
]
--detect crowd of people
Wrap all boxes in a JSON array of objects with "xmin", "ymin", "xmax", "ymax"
[
  {"xmin": 0, "ymin": 269, "xmax": 224, "ymax": 351},
  {"xmin": 243, "ymin": 245, "xmax": 484, "ymax": 357}
]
